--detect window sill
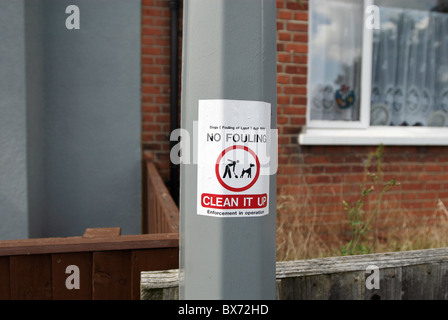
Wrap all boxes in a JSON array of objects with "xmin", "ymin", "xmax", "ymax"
[{"xmin": 298, "ymin": 127, "xmax": 448, "ymax": 146}]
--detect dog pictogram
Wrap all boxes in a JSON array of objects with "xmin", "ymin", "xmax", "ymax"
[{"xmin": 240, "ymin": 164, "xmax": 255, "ymax": 179}]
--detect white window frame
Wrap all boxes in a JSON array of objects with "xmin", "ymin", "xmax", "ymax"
[{"xmin": 299, "ymin": 0, "xmax": 448, "ymax": 146}]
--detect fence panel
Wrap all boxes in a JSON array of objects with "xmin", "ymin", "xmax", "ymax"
[
  {"xmin": 0, "ymin": 229, "xmax": 179, "ymax": 300},
  {"xmin": 131, "ymin": 248, "xmax": 179, "ymax": 300},
  {"xmin": 144, "ymin": 158, "xmax": 179, "ymax": 234},
  {"xmin": 10, "ymin": 254, "xmax": 53, "ymax": 300},
  {"xmin": 141, "ymin": 247, "xmax": 448, "ymax": 300},
  {"xmin": 0, "ymin": 257, "xmax": 10, "ymax": 299},
  {"xmin": 52, "ymin": 252, "xmax": 92, "ymax": 300},
  {"xmin": 93, "ymin": 250, "xmax": 132, "ymax": 300},
  {"xmin": 0, "ymin": 159, "xmax": 181, "ymax": 300}
]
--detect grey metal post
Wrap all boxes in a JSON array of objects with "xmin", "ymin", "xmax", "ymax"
[{"xmin": 179, "ymin": 0, "xmax": 277, "ymax": 299}]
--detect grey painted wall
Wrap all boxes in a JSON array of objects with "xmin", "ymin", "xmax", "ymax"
[
  {"xmin": 0, "ymin": 1, "xmax": 29, "ymax": 240},
  {"xmin": 0, "ymin": 0, "xmax": 142, "ymax": 239},
  {"xmin": 25, "ymin": 0, "xmax": 46, "ymax": 238},
  {"xmin": 42, "ymin": 0, "xmax": 142, "ymax": 237}
]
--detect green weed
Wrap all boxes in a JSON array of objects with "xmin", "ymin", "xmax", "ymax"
[{"xmin": 341, "ymin": 145, "xmax": 399, "ymax": 256}]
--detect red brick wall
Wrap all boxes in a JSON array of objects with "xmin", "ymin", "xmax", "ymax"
[
  {"xmin": 142, "ymin": 0, "xmax": 178, "ymax": 180},
  {"xmin": 142, "ymin": 0, "xmax": 448, "ymax": 238},
  {"xmin": 274, "ymin": 0, "xmax": 448, "ymax": 237}
]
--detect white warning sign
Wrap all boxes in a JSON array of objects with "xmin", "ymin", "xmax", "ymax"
[{"xmin": 197, "ymin": 99, "xmax": 272, "ymax": 218}]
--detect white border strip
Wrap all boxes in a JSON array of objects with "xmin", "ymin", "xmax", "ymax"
[{"xmin": 298, "ymin": 127, "xmax": 448, "ymax": 146}]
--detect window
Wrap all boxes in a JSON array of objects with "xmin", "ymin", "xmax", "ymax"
[
  {"xmin": 308, "ymin": 0, "xmax": 364, "ymax": 126},
  {"xmin": 301, "ymin": 0, "xmax": 448, "ymax": 145}
]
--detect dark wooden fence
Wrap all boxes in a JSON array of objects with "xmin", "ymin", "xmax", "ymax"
[
  {"xmin": 0, "ymin": 156, "xmax": 180, "ymax": 300},
  {"xmin": 143, "ymin": 152, "xmax": 179, "ymax": 234},
  {"xmin": 0, "ymin": 228, "xmax": 178, "ymax": 300}
]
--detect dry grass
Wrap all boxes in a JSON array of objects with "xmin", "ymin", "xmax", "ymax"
[
  {"xmin": 276, "ymin": 194, "xmax": 346, "ymax": 261},
  {"xmin": 276, "ymin": 194, "xmax": 448, "ymax": 261},
  {"xmin": 372, "ymin": 199, "xmax": 448, "ymax": 253},
  {"xmin": 276, "ymin": 145, "xmax": 448, "ymax": 261}
]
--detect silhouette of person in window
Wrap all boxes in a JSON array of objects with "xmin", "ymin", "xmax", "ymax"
[{"xmin": 223, "ymin": 159, "xmax": 239, "ymax": 179}]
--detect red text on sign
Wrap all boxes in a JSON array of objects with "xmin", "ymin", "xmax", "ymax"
[{"xmin": 201, "ymin": 193, "xmax": 268, "ymax": 209}]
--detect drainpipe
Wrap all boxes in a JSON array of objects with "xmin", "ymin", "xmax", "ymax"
[{"xmin": 169, "ymin": 0, "xmax": 180, "ymax": 204}]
